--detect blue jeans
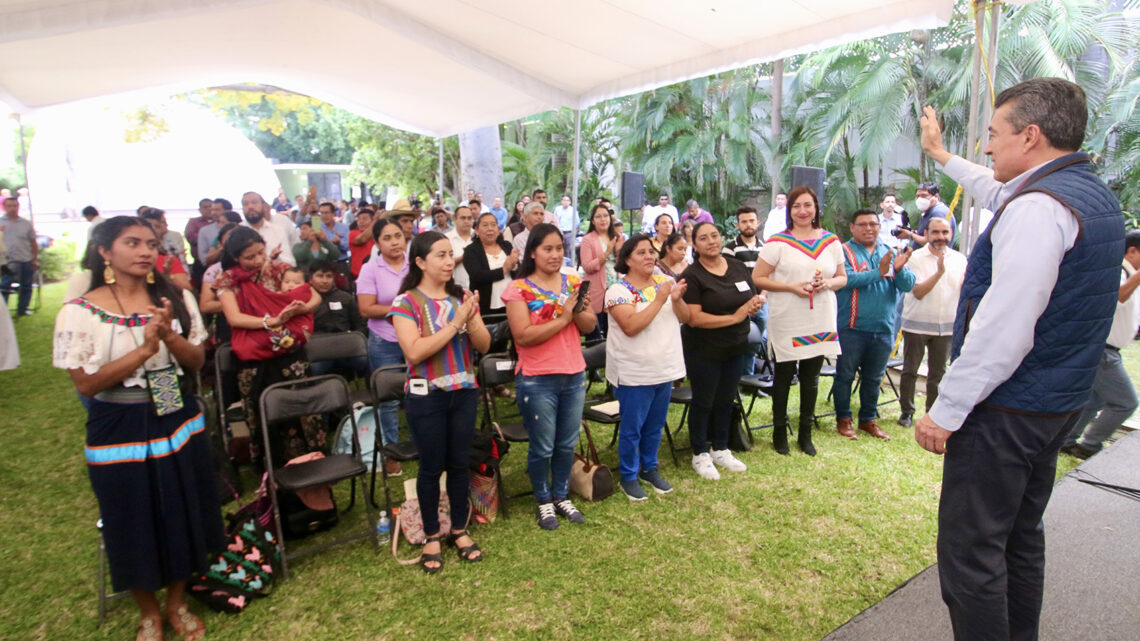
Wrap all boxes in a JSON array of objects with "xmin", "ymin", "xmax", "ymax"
[
  {"xmin": 614, "ymin": 382, "xmax": 671, "ymax": 481},
  {"xmin": 516, "ymin": 371, "xmax": 587, "ymax": 503},
  {"xmin": 746, "ymin": 304, "xmax": 768, "ymax": 374},
  {"xmin": 310, "ymin": 355, "xmax": 371, "ymax": 379},
  {"xmin": 366, "ymin": 332, "xmax": 404, "ymax": 445},
  {"xmin": 1, "ymin": 260, "xmax": 34, "ymax": 314},
  {"xmin": 1065, "ymin": 346, "xmax": 1138, "ymax": 451},
  {"xmin": 405, "ymin": 387, "xmax": 478, "ymax": 536},
  {"xmin": 834, "ymin": 328, "xmax": 893, "ymax": 423}
]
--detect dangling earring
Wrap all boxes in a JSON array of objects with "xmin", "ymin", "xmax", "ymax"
[
  {"xmin": 103, "ymin": 260, "xmax": 115, "ymax": 284},
  {"xmin": 146, "ymin": 271, "xmax": 155, "ymax": 284}
]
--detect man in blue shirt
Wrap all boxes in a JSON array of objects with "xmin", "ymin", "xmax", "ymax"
[
  {"xmin": 834, "ymin": 208, "xmax": 915, "ymax": 441},
  {"xmin": 900, "ymin": 182, "xmax": 956, "ymax": 248},
  {"xmin": 318, "ymin": 201, "xmax": 350, "ymax": 264},
  {"xmin": 489, "ymin": 196, "xmax": 510, "ymax": 229}
]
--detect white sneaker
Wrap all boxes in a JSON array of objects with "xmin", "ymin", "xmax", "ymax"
[
  {"xmin": 691, "ymin": 453, "xmax": 720, "ymax": 481},
  {"xmin": 711, "ymin": 449, "xmax": 747, "ymax": 473}
]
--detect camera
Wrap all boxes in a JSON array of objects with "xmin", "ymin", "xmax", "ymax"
[{"xmin": 891, "ymin": 224, "xmax": 911, "ymax": 238}]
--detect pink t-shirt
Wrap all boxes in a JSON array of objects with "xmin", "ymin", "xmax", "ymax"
[{"xmin": 500, "ymin": 274, "xmax": 586, "ymax": 376}]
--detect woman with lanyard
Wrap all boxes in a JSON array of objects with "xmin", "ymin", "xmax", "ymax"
[
  {"xmin": 752, "ymin": 185, "xmax": 846, "ymax": 456},
  {"xmin": 54, "ymin": 216, "xmax": 222, "ymax": 641},
  {"xmin": 604, "ymin": 233, "xmax": 689, "ymax": 500},
  {"xmin": 463, "ymin": 212, "xmax": 519, "ymax": 318},
  {"xmin": 215, "ymin": 226, "xmax": 322, "ymax": 464},
  {"xmin": 579, "ymin": 204, "xmax": 621, "ymax": 337},
  {"xmin": 390, "ymin": 231, "xmax": 491, "ymax": 573},
  {"xmin": 503, "ymin": 223, "xmax": 596, "ymax": 530},
  {"xmin": 679, "ymin": 222, "xmax": 765, "ymax": 480},
  {"xmin": 356, "ymin": 217, "xmax": 408, "ymax": 474}
]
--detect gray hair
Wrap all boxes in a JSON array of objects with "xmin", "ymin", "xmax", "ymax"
[
  {"xmin": 523, "ymin": 202, "xmax": 545, "ymax": 217},
  {"xmin": 994, "ymin": 78, "xmax": 1087, "ymax": 152},
  {"xmin": 686, "ymin": 199, "xmax": 698, "ymax": 209}
]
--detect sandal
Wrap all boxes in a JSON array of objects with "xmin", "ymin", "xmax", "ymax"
[
  {"xmin": 137, "ymin": 616, "xmax": 162, "ymax": 641},
  {"xmin": 449, "ymin": 529, "xmax": 483, "ymax": 562},
  {"xmin": 168, "ymin": 604, "xmax": 204, "ymax": 640},
  {"xmin": 420, "ymin": 533, "xmax": 444, "ymax": 574}
]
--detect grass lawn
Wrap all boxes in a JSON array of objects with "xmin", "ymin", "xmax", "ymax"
[{"xmin": 0, "ymin": 283, "xmax": 1087, "ymax": 641}]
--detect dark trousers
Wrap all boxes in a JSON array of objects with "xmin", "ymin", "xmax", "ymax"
[
  {"xmin": 404, "ymin": 387, "xmax": 478, "ymax": 536},
  {"xmin": 899, "ymin": 332, "xmax": 952, "ymax": 415},
  {"xmin": 771, "ymin": 356, "xmax": 824, "ymax": 427},
  {"xmin": 684, "ymin": 350, "xmax": 750, "ymax": 453},
  {"xmin": 938, "ymin": 405, "xmax": 1081, "ymax": 641},
  {"xmin": 1, "ymin": 260, "xmax": 34, "ymax": 314}
]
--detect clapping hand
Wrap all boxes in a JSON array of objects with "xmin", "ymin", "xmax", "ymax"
[
  {"xmin": 144, "ymin": 297, "xmax": 175, "ymax": 352},
  {"xmin": 669, "ymin": 278, "xmax": 687, "ymax": 301},
  {"xmin": 878, "ymin": 251, "xmax": 894, "ymax": 277},
  {"xmin": 504, "ymin": 249, "xmax": 520, "ymax": 272},
  {"xmin": 454, "ymin": 291, "xmax": 479, "ymax": 326},
  {"xmin": 657, "ymin": 279, "xmax": 674, "ymax": 301},
  {"xmin": 893, "ymin": 247, "xmax": 912, "ymax": 272},
  {"xmin": 275, "ymin": 300, "xmax": 305, "ymax": 326}
]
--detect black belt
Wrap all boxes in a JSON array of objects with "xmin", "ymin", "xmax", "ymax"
[{"xmin": 1106, "ymin": 344, "xmax": 1121, "ymax": 352}]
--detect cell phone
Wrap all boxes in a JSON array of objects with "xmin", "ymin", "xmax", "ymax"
[{"xmin": 574, "ymin": 280, "xmax": 591, "ymax": 313}]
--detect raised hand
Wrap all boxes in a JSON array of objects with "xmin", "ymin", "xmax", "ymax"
[
  {"xmin": 656, "ymin": 279, "xmax": 674, "ymax": 301},
  {"xmin": 670, "ymin": 278, "xmax": 687, "ymax": 301},
  {"xmin": 893, "ymin": 247, "xmax": 912, "ymax": 272},
  {"xmin": 920, "ymin": 106, "xmax": 951, "ymax": 165},
  {"xmin": 936, "ymin": 254, "xmax": 946, "ymax": 274},
  {"xmin": 878, "ymin": 250, "xmax": 894, "ymax": 277}
]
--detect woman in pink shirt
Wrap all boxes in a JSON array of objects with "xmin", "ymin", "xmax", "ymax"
[{"xmin": 503, "ymin": 223, "xmax": 596, "ymax": 530}]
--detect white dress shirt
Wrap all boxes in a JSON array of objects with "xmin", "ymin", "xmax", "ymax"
[
  {"xmin": 762, "ymin": 208, "xmax": 786, "ymax": 241},
  {"xmin": 928, "ymin": 156, "xmax": 1078, "ymax": 431},
  {"xmin": 245, "ymin": 219, "xmax": 296, "ymax": 266}
]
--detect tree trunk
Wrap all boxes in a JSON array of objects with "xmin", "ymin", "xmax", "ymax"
[
  {"xmin": 769, "ymin": 59, "xmax": 784, "ymax": 209},
  {"xmin": 458, "ymin": 125, "xmax": 505, "ymax": 207}
]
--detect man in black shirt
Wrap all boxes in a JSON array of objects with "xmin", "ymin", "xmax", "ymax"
[
  {"xmin": 308, "ymin": 260, "xmax": 369, "ymax": 377},
  {"xmin": 723, "ymin": 206, "xmax": 767, "ymax": 372}
]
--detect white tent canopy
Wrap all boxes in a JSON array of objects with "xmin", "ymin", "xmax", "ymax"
[{"xmin": 0, "ymin": 0, "xmax": 955, "ymax": 138}]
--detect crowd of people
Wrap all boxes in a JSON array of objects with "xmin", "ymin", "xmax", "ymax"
[{"xmin": 35, "ymin": 77, "xmax": 1133, "ymax": 641}]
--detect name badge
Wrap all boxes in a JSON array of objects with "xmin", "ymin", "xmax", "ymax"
[
  {"xmin": 735, "ymin": 281, "xmax": 750, "ymax": 292},
  {"xmin": 408, "ymin": 378, "xmax": 429, "ymax": 396},
  {"xmin": 329, "ymin": 301, "xmax": 343, "ymax": 310}
]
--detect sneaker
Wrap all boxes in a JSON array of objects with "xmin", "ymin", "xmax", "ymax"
[
  {"xmin": 691, "ymin": 453, "xmax": 720, "ymax": 481},
  {"xmin": 536, "ymin": 502, "xmax": 559, "ymax": 530},
  {"xmin": 384, "ymin": 458, "xmax": 403, "ymax": 477},
  {"xmin": 553, "ymin": 498, "xmax": 585, "ymax": 524},
  {"xmin": 711, "ymin": 449, "xmax": 747, "ymax": 473},
  {"xmin": 620, "ymin": 479, "xmax": 648, "ymax": 501},
  {"xmin": 638, "ymin": 469, "xmax": 674, "ymax": 494},
  {"xmin": 897, "ymin": 413, "xmax": 914, "ymax": 428}
]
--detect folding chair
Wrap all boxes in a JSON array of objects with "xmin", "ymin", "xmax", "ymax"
[
  {"xmin": 259, "ymin": 375, "xmax": 376, "ymax": 579},
  {"xmin": 579, "ymin": 341, "xmax": 622, "ymax": 447},
  {"xmin": 814, "ymin": 356, "xmax": 902, "ymax": 428},
  {"xmin": 738, "ymin": 374, "xmax": 775, "ymax": 443},
  {"xmin": 477, "ymin": 351, "xmax": 530, "ymax": 512},
  {"xmin": 662, "ymin": 384, "xmax": 691, "ymax": 466},
  {"xmin": 367, "ymin": 365, "xmax": 420, "ymax": 512},
  {"xmin": 212, "ymin": 343, "xmax": 246, "ymax": 488},
  {"xmin": 95, "ymin": 519, "xmax": 130, "ymax": 626},
  {"xmin": 305, "ymin": 331, "xmax": 371, "ymax": 404}
]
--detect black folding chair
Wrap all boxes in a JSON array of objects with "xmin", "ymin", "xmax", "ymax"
[
  {"xmin": 579, "ymin": 341, "xmax": 622, "ymax": 447},
  {"xmin": 477, "ymin": 351, "xmax": 530, "ymax": 512},
  {"xmin": 738, "ymin": 373, "xmax": 775, "ymax": 443},
  {"xmin": 662, "ymin": 384, "xmax": 691, "ymax": 466},
  {"xmin": 367, "ymin": 365, "xmax": 420, "ymax": 512},
  {"xmin": 305, "ymin": 331, "xmax": 371, "ymax": 404},
  {"xmin": 211, "ymin": 343, "xmax": 246, "ymax": 487},
  {"xmin": 814, "ymin": 356, "xmax": 903, "ymax": 428},
  {"xmin": 258, "ymin": 375, "xmax": 376, "ymax": 579}
]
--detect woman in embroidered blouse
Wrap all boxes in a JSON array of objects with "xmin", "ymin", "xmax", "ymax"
[
  {"xmin": 604, "ymin": 234, "xmax": 690, "ymax": 500},
  {"xmin": 389, "ymin": 231, "xmax": 490, "ymax": 573},
  {"xmin": 578, "ymin": 204, "xmax": 621, "ymax": 337},
  {"xmin": 503, "ymin": 223, "xmax": 596, "ymax": 530},
  {"xmin": 53, "ymin": 216, "xmax": 222, "ymax": 641},
  {"xmin": 752, "ymin": 186, "xmax": 847, "ymax": 456},
  {"xmin": 215, "ymin": 227, "xmax": 322, "ymax": 464}
]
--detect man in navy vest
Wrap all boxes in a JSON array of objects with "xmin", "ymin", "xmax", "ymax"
[{"xmin": 918, "ymin": 78, "xmax": 1123, "ymax": 641}]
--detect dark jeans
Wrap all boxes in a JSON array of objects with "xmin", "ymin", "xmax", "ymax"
[
  {"xmin": 771, "ymin": 356, "xmax": 824, "ymax": 427},
  {"xmin": 900, "ymin": 332, "xmax": 952, "ymax": 415},
  {"xmin": 683, "ymin": 350, "xmax": 750, "ymax": 453},
  {"xmin": 834, "ymin": 328, "xmax": 893, "ymax": 423},
  {"xmin": 404, "ymin": 387, "xmax": 478, "ymax": 537},
  {"xmin": 938, "ymin": 405, "xmax": 1080, "ymax": 641},
  {"xmin": 1, "ymin": 260, "xmax": 34, "ymax": 314}
]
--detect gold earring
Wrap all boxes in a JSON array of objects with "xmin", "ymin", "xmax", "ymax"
[
  {"xmin": 146, "ymin": 271, "xmax": 155, "ymax": 284},
  {"xmin": 103, "ymin": 260, "xmax": 115, "ymax": 284}
]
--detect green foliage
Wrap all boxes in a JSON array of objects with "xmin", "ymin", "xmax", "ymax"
[
  {"xmin": 38, "ymin": 241, "xmax": 76, "ymax": 282},
  {"xmin": 343, "ymin": 121, "xmax": 459, "ymax": 203}
]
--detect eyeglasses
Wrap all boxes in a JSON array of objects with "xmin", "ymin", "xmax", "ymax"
[{"xmin": 853, "ymin": 222, "xmax": 881, "ymax": 228}]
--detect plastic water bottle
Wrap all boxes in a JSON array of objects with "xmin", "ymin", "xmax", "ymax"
[{"xmin": 376, "ymin": 511, "xmax": 391, "ymax": 544}]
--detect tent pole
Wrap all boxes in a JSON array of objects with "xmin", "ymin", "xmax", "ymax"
[
  {"xmin": 15, "ymin": 114, "xmax": 33, "ymax": 223},
  {"xmin": 970, "ymin": 1, "xmax": 1001, "ymax": 252},
  {"xmin": 437, "ymin": 137, "xmax": 444, "ymax": 206},
  {"xmin": 961, "ymin": 0, "xmax": 984, "ymax": 254},
  {"xmin": 571, "ymin": 108, "xmax": 581, "ymax": 267}
]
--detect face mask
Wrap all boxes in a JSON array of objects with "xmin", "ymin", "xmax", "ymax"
[{"xmin": 915, "ymin": 197, "xmax": 932, "ymax": 212}]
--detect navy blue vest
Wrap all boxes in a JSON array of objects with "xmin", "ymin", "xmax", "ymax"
[{"xmin": 950, "ymin": 153, "xmax": 1124, "ymax": 414}]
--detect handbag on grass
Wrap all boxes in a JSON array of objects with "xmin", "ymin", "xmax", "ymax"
[
  {"xmin": 392, "ymin": 476, "xmax": 452, "ymax": 565},
  {"xmin": 569, "ymin": 422, "xmax": 614, "ymax": 501}
]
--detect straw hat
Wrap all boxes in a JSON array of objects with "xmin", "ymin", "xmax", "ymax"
[{"xmin": 385, "ymin": 198, "xmax": 416, "ymax": 219}]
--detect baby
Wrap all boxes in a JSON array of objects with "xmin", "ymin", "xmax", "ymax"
[{"xmin": 281, "ymin": 267, "xmax": 306, "ymax": 293}]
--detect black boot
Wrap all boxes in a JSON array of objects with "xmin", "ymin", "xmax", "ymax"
[
  {"xmin": 772, "ymin": 420, "xmax": 790, "ymax": 455},
  {"xmin": 797, "ymin": 418, "xmax": 816, "ymax": 456}
]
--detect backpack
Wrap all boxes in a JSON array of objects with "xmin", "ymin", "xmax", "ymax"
[{"xmin": 332, "ymin": 403, "xmax": 378, "ymax": 469}]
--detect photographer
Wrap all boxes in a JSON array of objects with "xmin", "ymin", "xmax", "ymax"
[{"xmin": 878, "ymin": 193, "xmax": 910, "ymax": 248}]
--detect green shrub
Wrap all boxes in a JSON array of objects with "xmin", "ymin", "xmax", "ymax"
[{"xmin": 39, "ymin": 240, "xmax": 77, "ymax": 282}]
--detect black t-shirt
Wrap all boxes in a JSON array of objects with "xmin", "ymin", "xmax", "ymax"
[
  {"xmin": 680, "ymin": 258, "xmax": 756, "ymax": 360},
  {"xmin": 313, "ymin": 288, "xmax": 364, "ymax": 334}
]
